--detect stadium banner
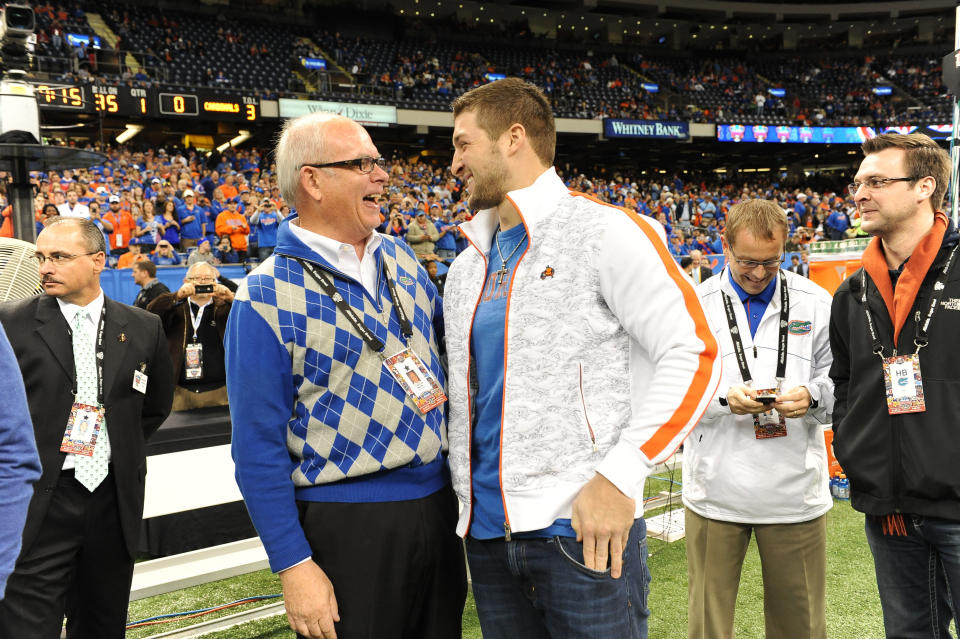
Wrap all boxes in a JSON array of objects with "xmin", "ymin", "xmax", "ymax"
[
  {"xmin": 717, "ymin": 123, "xmax": 953, "ymax": 144},
  {"xmin": 603, "ymin": 118, "xmax": 690, "ymax": 140},
  {"xmin": 278, "ymin": 98, "xmax": 397, "ymax": 126}
]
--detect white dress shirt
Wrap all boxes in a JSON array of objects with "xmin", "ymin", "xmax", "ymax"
[
  {"xmin": 288, "ymin": 221, "xmax": 382, "ymax": 297},
  {"xmin": 57, "ymin": 202, "xmax": 91, "ymax": 219},
  {"xmin": 56, "ymin": 290, "xmax": 109, "ymax": 469}
]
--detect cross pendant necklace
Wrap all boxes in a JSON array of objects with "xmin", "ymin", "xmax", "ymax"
[{"xmin": 494, "ymin": 225, "xmax": 524, "ymax": 287}]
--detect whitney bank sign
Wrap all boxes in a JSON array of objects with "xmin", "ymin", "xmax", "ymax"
[
  {"xmin": 603, "ymin": 119, "xmax": 689, "ymax": 140},
  {"xmin": 279, "ymin": 98, "xmax": 397, "ymax": 126}
]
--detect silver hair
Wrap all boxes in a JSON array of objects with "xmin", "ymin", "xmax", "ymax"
[
  {"xmin": 43, "ymin": 216, "xmax": 107, "ymax": 254},
  {"xmin": 275, "ymin": 112, "xmax": 355, "ymax": 208},
  {"xmin": 185, "ymin": 261, "xmax": 219, "ymax": 280}
]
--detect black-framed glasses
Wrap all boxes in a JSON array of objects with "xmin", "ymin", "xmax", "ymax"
[
  {"xmin": 33, "ymin": 251, "xmax": 99, "ymax": 266},
  {"xmin": 300, "ymin": 156, "xmax": 386, "ymax": 174},
  {"xmin": 730, "ymin": 249, "xmax": 782, "ymax": 271},
  {"xmin": 847, "ymin": 176, "xmax": 917, "ymax": 196}
]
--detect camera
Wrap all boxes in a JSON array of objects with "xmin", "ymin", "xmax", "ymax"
[
  {"xmin": 0, "ymin": 4, "xmax": 35, "ymax": 67},
  {"xmin": 755, "ymin": 391, "xmax": 777, "ymax": 404},
  {"xmin": 194, "ymin": 284, "xmax": 215, "ymax": 294},
  {"xmin": 0, "ymin": 5, "xmax": 34, "ymax": 40}
]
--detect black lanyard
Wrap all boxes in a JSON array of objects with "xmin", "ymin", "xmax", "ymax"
[
  {"xmin": 297, "ymin": 257, "xmax": 413, "ymax": 356},
  {"xmin": 721, "ymin": 271, "xmax": 789, "ymax": 386},
  {"xmin": 862, "ymin": 240, "xmax": 960, "ymax": 358},
  {"xmin": 69, "ymin": 305, "xmax": 106, "ymax": 406}
]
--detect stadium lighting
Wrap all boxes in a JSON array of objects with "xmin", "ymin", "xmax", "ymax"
[
  {"xmin": 115, "ymin": 124, "xmax": 143, "ymax": 144},
  {"xmin": 216, "ymin": 130, "xmax": 251, "ymax": 153}
]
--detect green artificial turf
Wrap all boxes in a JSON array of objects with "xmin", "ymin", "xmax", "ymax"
[{"xmin": 129, "ymin": 499, "xmax": 884, "ymax": 638}]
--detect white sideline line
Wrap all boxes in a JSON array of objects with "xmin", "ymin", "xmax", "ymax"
[
  {"xmin": 131, "ymin": 538, "xmax": 268, "ymax": 601},
  {"xmin": 142, "ymin": 601, "xmax": 286, "ymax": 638}
]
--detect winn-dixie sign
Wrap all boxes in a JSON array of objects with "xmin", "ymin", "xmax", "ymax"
[
  {"xmin": 603, "ymin": 119, "xmax": 689, "ymax": 140},
  {"xmin": 278, "ymin": 98, "xmax": 397, "ymax": 126}
]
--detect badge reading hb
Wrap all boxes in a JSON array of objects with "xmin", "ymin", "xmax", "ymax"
[{"xmin": 788, "ymin": 320, "xmax": 812, "ymax": 335}]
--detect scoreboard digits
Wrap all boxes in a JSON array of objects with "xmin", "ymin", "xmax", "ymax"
[{"xmin": 33, "ymin": 84, "xmax": 264, "ymax": 122}]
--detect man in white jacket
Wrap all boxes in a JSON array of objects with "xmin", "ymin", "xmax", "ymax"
[
  {"xmin": 444, "ymin": 77, "xmax": 722, "ymax": 639},
  {"xmin": 683, "ymin": 199, "xmax": 834, "ymax": 639}
]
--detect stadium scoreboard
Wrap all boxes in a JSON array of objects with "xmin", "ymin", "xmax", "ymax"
[{"xmin": 33, "ymin": 84, "xmax": 265, "ymax": 122}]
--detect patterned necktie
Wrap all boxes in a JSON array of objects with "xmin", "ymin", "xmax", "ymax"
[{"xmin": 72, "ymin": 308, "xmax": 111, "ymax": 491}]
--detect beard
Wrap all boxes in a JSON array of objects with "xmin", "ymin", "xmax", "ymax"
[{"xmin": 466, "ymin": 151, "xmax": 509, "ymax": 211}]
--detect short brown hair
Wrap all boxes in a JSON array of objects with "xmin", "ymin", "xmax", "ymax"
[
  {"xmin": 861, "ymin": 133, "xmax": 951, "ymax": 211},
  {"xmin": 724, "ymin": 199, "xmax": 789, "ymax": 246},
  {"xmin": 133, "ymin": 260, "xmax": 157, "ymax": 277},
  {"xmin": 452, "ymin": 77, "xmax": 556, "ymax": 166}
]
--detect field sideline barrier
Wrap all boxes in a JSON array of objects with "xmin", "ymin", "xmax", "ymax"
[{"xmin": 131, "ymin": 444, "xmax": 266, "ymax": 601}]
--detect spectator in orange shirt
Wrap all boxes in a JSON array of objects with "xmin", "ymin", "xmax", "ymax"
[
  {"xmin": 218, "ymin": 174, "xmax": 239, "ymax": 200},
  {"xmin": 0, "ymin": 204, "xmax": 12, "ymax": 238},
  {"xmin": 116, "ymin": 239, "xmax": 150, "ymax": 269},
  {"xmin": 215, "ymin": 200, "xmax": 250, "ymax": 261},
  {"xmin": 102, "ymin": 195, "xmax": 137, "ymax": 256}
]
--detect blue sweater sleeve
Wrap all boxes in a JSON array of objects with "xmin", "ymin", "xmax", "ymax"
[
  {"xmin": 0, "ymin": 325, "xmax": 41, "ymax": 598},
  {"xmin": 225, "ymin": 299, "xmax": 313, "ymax": 573}
]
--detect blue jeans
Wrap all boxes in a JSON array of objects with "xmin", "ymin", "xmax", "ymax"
[
  {"xmin": 865, "ymin": 514, "xmax": 960, "ymax": 638},
  {"xmin": 465, "ymin": 518, "xmax": 650, "ymax": 639}
]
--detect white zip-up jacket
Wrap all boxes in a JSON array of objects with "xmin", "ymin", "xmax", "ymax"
[
  {"xmin": 444, "ymin": 168, "xmax": 722, "ymax": 537},
  {"xmin": 682, "ymin": 268, "xmax": 834, "ymax": 524}
]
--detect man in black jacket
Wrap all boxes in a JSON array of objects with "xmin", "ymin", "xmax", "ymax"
[
  {"xmin": 830, "ymin": 132, "xmax": 960, "ymax": 637},
  {"xmin": 132, "ymin": 260, "xmax": 170, "ymax": 309},
  {"xmin": 147, "ymin": 262, "xmax": 233, "ymax": 411},
  {"xmin": 0, "ymin": 217, "xmax": 174, "ymax": 638}
]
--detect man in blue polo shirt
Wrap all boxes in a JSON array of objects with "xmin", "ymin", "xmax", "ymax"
[{"xmin": 177, "ymin": 189, "xmax": 204, "ymax": 249}]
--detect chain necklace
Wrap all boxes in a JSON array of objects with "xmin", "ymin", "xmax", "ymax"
[{"xmin": 493, "ymin": 225, "xmax": 525, "ymax": 286}]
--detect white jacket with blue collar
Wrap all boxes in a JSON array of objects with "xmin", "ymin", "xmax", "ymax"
[{"xmin": 682, "ymin": 267, "xmax": 834, "ymax": 524}]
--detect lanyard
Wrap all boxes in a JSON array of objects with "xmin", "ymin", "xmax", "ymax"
[
  {"xmin": 862, "ymin": 240, "xmax": 960, "ymax": 358},
  {"xmin": 188, "ymin": 300, "xmax": 209, "ymax": 341},
  {"xmin": 297, "ymin": 258, "xmax": 413, "ymax": 357},
  {"xmin": 70, "ymin": 305, "xmax": 106, "ymax": 406},
  {"xmin": 721, "ymin": 271, "xmax": 790, "ymax": 387}
]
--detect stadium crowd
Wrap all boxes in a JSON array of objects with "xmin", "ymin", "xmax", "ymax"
[
  {"xmin": 0, "ymin": 141, "xmax": 863, "ymax": 272},
  {"xmin": 21, "ymin": 2, "xmax": 951, "ymax": 125}
]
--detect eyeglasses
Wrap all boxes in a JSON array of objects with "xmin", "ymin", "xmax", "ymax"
[
  {"xmin": 729, "ymin": 249, "xmax": 783, "ymax": 271},
  {"xmin": 847, "ymin": 176, "xmax": 917, "ymax": 196},
  {"xmin": 300, "ymin": 156, "xmax": 386, "ymax": 174},
  {"xmin": 186, "ymin": 276, "xmax": 217, "ymax": 283},
  {"xmin": 33, "ymin": 251, "xmax": 99, "ymax": 266}
]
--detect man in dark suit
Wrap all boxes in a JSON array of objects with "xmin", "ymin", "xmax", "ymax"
[
  {"xmin": 688, "ymin": 249, "xmax": 714, "ymax": 284},
  {"xmin": 0, "ymin": 217, "xmax": 174, "ymax": 639},
  {"xmin": 788, "ymin": 254, "xmax": 809, "ymax": 277}
]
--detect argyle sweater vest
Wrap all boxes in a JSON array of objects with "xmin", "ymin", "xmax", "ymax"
[{"xmin": 236, "ymin": 237, "xmax": 446, "ymax": 487}]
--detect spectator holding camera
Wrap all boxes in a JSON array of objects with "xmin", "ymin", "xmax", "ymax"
[
  {"xmin": 248, "ymin": 198, "xmax": 282, "ymax": 261},
  {"xmin": 215, "ymin": 236, "xmax": 240, "ymax": 264},
  {"xmin": 147, "ymin": 262, "xmax": 234, "ymax": 411},
  {"xmin": 151, "ymin": 240, "xmax": 182, "ymax": 266}
]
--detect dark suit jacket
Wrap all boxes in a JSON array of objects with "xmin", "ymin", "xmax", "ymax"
[
  {"xmin": 0, "ymin": 294, "xmax": 175, "ymax": 557},
  {"xmin": 788, "ymin": 264, "xmax": 809, "ymax": 277},
  {"xmin": 695, "ymin": 265, "xmax": 713, "ymax": 283}
]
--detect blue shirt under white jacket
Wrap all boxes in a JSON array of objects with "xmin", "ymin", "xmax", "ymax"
[{"xmin": 225, "ymin": 216, "xmax": 447, "ymax": 573}]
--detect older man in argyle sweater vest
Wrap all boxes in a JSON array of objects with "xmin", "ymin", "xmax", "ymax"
[{"xmin": 226, "ymin": 113, "xmax": 465, "ymax": 639}]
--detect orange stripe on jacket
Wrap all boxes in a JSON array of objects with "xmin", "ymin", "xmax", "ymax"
[{"xmin": 573, "ymin": 193, "xmax": 719, "ymax": 461}]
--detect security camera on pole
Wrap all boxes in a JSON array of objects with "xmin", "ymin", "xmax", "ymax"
[{"xmin": 0, "ymin": 4, "xmax": 104, "ymax": 243}]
